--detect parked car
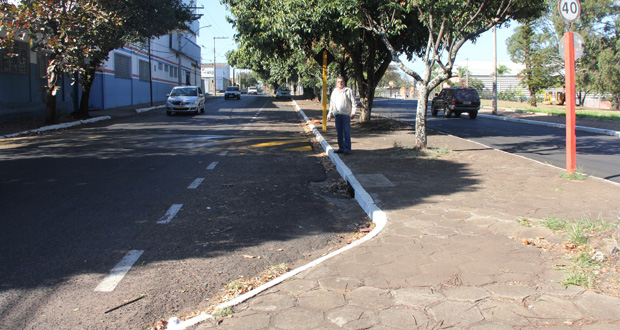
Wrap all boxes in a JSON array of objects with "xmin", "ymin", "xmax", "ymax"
[
  {"xmin": 248, "ymin": 87, "xmax": 258, "ymax": 95},
  {"xmin": 241, "ymin": 88, "xmax": 247, "ymax": 94},
  {"xmin": 275, "ymin": 86, "xmax": 290, "ymax": 99},
  {"xmin": 431, "ymin": 88, "xmax": 480, "ymax": 119},
  {"xmin": 224, "ymin": 86, "xmax": 241, "ymax": 100},
  {"xmin": 166, "ymin": 86, "xmax": 205, "ymax": 116}
]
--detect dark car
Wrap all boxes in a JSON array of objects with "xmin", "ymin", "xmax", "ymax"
[{"xmin": 431, "ymin": 88, "xmax": 480, "ymax": 119}]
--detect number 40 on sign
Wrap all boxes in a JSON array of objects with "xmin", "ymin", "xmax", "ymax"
[{"xmin": 559, "ymin": 0, "xmax": 581, "ymax": 23}]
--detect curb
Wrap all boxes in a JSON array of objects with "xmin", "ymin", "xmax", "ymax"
[
  {"xmin": 0, "ymin": 105, "xmax": 164, "ymax": 139},
  {"xmin": 478, "ymin": 113, "xmax": 620, "ymax": 137},
  {"xmin": 167, "ymin": 100, "xmax": 388, "ymax": 330}
]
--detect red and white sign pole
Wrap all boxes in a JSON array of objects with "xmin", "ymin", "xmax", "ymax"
[{"xmin": 559, "ymin": 0, "xmax": 580, "ymax": 174}]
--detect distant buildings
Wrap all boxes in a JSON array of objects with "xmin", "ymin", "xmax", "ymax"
[{"xmin": 201, "ymin": 63, "xmax": 232, "ymax": 93}]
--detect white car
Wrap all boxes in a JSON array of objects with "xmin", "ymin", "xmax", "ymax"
[
  {"xmin": 166, "ymin": 86, "xmax": 205, "ymax": 115},
  {"xmin": 275, "ymin": 86, "xmax": 290, "ymax": 99},
  {"xmin": 224, "ymin": 86, "xmax": 241, "ymax": 100},
  {"xmin": 248, "ymin": 87, "xmax": 258, "ymax": 95}
]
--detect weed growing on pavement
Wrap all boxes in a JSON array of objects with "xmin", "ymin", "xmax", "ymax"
[
  {"xmin": 391, "ymin": 142, "xmax": 450, "ymax": 159},
  {"xmin": 517, "ymin": 217, "xmax": 533, "ymax": 227},
  {"xmin": 539, "ymin": 216, "xmax": 619, "ymax": 289},
  {"xmin": 561, "ymin": 249, "xmax": 602, "ymax": 288},
  {"xmin": 212, "ymin": 307, "xmax": 232, "ymax": 318},
  {"xmin": 560, "ymin": 167, "xmax": 588, "ymax": 181}
]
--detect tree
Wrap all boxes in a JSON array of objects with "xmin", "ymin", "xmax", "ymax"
[
  {"xmin": 507, "ymin": 20, "xmax": 558, "ymax": 106},
  {"xmin": 1, "ymin": 0, "xmax": 121, "ymax": 123},
  {"xmin": 1, "ymin": 0, "xmax": 195, "ymax": 122},
  {"xmin": 538, "ymin": 0, "xmax": 618, "ymax": 107},
  {"xmin": 365, "ymin": 0, "xmax": 546, "ymax": 149},
  {"xmin": 223, "ymin": 0, "xmax": 427, "ymax": 121},
  {"xmin": 238, "ymin": 72, "xmax": 258, "ymax": 88},
  {"xmin": 496, "ymin": 64, "xmax": 511, "ymax": 92},
  {"xmin": 74, "ymin": 0, "xmax": 194, "ymax": 118},
  {"xmin": 596, "ymin": 12, "xmax": 620, "ymax": 109}
]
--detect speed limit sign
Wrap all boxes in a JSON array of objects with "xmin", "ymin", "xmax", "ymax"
[{"xmin": 559, "ymin": 0, "xmax": 581, "ymax": 23}]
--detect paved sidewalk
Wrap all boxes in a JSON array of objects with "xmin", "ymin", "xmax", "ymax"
[{"xmin": 194, "ymin": 99, "xmax": 620, "ymax": 329}]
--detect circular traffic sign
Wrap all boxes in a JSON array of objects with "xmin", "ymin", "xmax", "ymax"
[
  {"xmin": 559, "ymin": 32, "xmax": 585, "ymax": 60},
  {"xmin": 558, "ymin": 0, "xmax": 581, "ymax": 23}
]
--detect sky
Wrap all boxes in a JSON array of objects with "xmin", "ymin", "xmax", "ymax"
[{"xmin": 196, "ymin": 0, "xmax": 523, "ymax": 76}]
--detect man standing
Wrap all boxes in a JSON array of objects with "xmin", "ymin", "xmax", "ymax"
[{"xmin": 327, "ymin": 77, "xmax": 356, "ymax": 155}]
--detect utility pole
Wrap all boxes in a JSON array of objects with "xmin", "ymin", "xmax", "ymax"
[{"xmin": 213, "ymin": 37, "xmax": 228, "ymax": 96}]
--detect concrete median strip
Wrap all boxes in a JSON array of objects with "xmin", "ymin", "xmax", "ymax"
[
  {"xmin": 478, "ymin": 112, "xmax": 620, "ymax": 137},
  {"xmin": 0, "ymin": 104, "xmax": 164, "ymax": 139},
  {"xmin": 167, "ymin": 100, "xmax": 388, "ymax": 330}
]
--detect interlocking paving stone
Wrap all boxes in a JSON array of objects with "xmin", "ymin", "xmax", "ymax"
[
  {"xmin": 427, "ymin": 300, "xmax": 485, "ymax": 326},
  {"xmin": 272, "ymin": 307, "xmax": 324, "ymax": 330},
  {"xmin": 378, "ymin": 306, "xmax": 429, "ymax": 329},
  {"xmin": 248, "ymin": 292, "xmax": 295, "ymax": 312},
  {"xmin": 346, "ymin": 286, "xmax": 394, "ymax": 309},
  {"xmin": 297, "ymin": 289, "xmax": 345, "ymax": 310}
]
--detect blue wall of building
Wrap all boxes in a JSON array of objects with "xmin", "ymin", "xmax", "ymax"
[{"xmin": 0, "ymin": 63, "xmax": 77, "ymax": 122}]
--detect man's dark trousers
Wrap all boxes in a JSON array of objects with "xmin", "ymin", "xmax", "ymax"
[{"xmin": 335, "ymin": 114, "xmax": 352, "ymax": 152}]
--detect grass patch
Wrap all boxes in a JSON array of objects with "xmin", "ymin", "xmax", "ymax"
[
  {"xmin": 539, "ymin": 216, "xmax": 618, "ymax": 288},
  {"xmin": 212, "ymin": 307, "xmax": 233, "ymax": 318},
  {"xmin": 517, "ymin": 217, "xmax": 533, "ymax": 227},
  {"xmin": 560, "ymin": 167, "xmax": 588, "ymax": 181},
  {"xmin": 391, "ymin": 142, "xmax": 450, "ymax": 159}
]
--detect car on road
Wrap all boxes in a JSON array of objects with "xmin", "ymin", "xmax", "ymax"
[
  {"xmin": 275, "ymin": 86, "xmax": 291, "ymax": 99},
  {"xmin": 248, "ymin": 87, "xmax": 258, "ymax": 95},
  {"xmin": 431, "ymin": 87, "xmax": 480, "ymax": 119},
  {"xmin": 166, "ymin": 86, "xmax": 205, "ymax": 115},
  {"xmin": 225, "ymin": 86, "xmax": 241, "ymax": 100}
]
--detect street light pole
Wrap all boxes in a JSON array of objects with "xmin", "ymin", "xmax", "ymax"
[{"xmin": 213, "ymin": 37, "xmax": 228, "ymax": 96}]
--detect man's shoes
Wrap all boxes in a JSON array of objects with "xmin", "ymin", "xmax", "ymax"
[
  {"xmin": 335, "ymin": 150, "xmax": 344, "ymax": 154},
  {"xmin": 344, "ymin": 151, "xmax": 352, "ymax": 155}
]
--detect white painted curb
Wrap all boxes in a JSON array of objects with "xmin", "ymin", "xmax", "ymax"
[
  {"xmin": 0, "ymin": 105, "xmax": 164, "ymax": 139},
  {"xmin": 0, "ymin": 116, "xmax": 111, "ymax": 139},
  {"xmin": 478, "ymin": 113, "xmax": 620, "ymax": 138},
  {"xmin": 169, "ymin": 100, "xmax": 388, "ymax": 329}
]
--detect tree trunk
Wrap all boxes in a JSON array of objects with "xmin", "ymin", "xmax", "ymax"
[
  {"xmin": 614, "ymin": 94, "xmax": 620, "ymax": 110},
  {"xmin": 415, "ymin": 82, "xmax": 429, "ymax": 150},
  {"xmin": 74, "ymin": 65, "xmax": 97, "ymax": 119},
  {"xmin": 45, "ymin": 66, "xmax": 60, "ymax": 124},
  {"xmin": 529, "ymin": 87, "xmax": 537, "ymax": 107}
]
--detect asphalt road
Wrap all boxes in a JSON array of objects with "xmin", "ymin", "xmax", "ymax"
[
  {"xmin": 373, "ymin": 98, "xmax": 620, "ymax": 184},
  {"xmin": 0, "ymin": 95, "xmax": 365, "ymax": 329}
]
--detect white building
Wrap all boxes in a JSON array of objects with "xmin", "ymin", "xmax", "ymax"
[{"xmin": 201, "ymin": 63, "xmax": 231, "ymax": 93}]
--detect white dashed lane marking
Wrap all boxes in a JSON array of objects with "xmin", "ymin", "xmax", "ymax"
[
  {"xmin": 187, "ymin": 178, "xmax": 204, "ymax": 189},
  {"xmin": 206, "ymin": 162, "xmax": 219, "ymax": 170},
  {"xmin": 157, "ymin": 204, "xmax": 183, "ymax": 224},
  {"xmin": 219, "ymin": 151, "xmax": 228, "ymax": 156},
  {"xmin": 95, "ymin": 250, "xmax": 144, "ymax": 292}
]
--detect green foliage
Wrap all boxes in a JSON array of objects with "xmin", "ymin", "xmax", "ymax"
[{"xmin": 0, "ymin": 0, "xmax": 195, "ymax": 120}]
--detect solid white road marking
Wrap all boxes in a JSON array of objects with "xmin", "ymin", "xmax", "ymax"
[
  {"xmin": 157, "ymin": 204, "xmax": 183, "ymax": 224},
  {"xmin": 94, "ymin": 250, "xmax": 144, "ymax": 292},
  {"xmin": 187, "ymin": 178, "xmax": 205, "ymax": 189},
  {"xmin": 206, "ymin": 162, "xmax": 218, "ymax": 170}
]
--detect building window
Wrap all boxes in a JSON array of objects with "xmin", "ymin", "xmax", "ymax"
[
  {"xmin": 158, "ymin": 62, "xmax": 163, "ymax": 70},
  {"xmin": 0, "ymin": 41, "xmax": 30, "ymax": 74},
  {"xmin": 114, "ymin": 53, "xmax": 131, "ymax": 79},
  {"xmin": 139, "ymin": 60, "xmax": 150, "ymax": 81}
]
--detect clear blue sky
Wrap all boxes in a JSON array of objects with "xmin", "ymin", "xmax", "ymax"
[{"xmin": 196, "ymin": 0, "xmax": 519, "ymax": 74}]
